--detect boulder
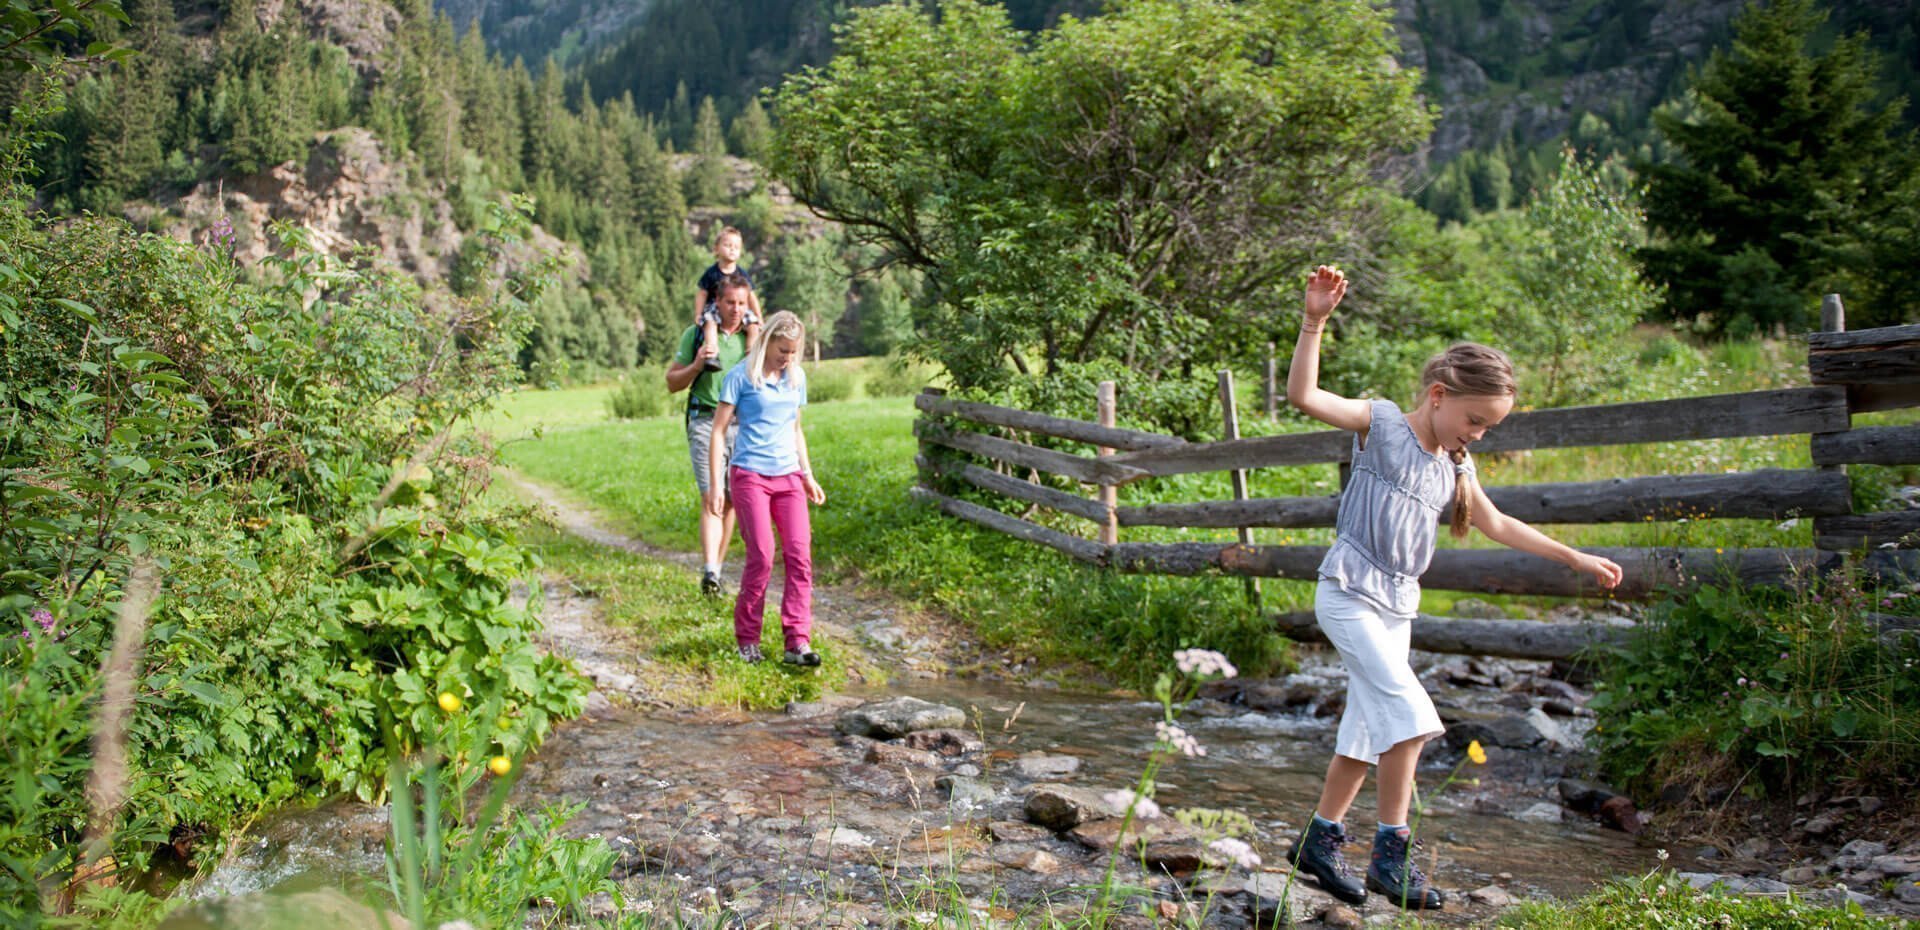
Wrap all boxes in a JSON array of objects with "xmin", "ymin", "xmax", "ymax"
[{"xmin": 835, "ymin": 697, "xmax": 967, "ymax": 739}]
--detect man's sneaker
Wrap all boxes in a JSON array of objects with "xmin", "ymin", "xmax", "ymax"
[
  {"xmin": 1367, "ymin": 827, "xmax": 1444, "ymax": 910},
  {"xmin": 1285, "ymin": 818, "xmax": 1367, "ymax": 905},
  {"xmin": 737, "ymin": 644, "xmax": 764, "ymax": 664},
  {"xmin": 701, "ymin": 569, "xmax": 723, "ymax": 598},
  {"xmin": 783, "ymin": 648, "xmax": 822, "ymax": 667}
]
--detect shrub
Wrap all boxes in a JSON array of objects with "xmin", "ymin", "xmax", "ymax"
[
  {"xmin": 864, "ymin": 355, "xmax": 942, "ymax": 398},
  {"xmin": 806, "ymin": 364, "xmax": 857, "ymax": 403},
  {"xmin": 606, "ymin": 371, "xmax": 672, "ymax": 419},
  {"xmin": 1590, "ymin": 579, "xmax": 1920, "ymax": 802}
]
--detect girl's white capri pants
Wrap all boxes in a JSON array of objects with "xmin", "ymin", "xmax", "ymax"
[{"xmin": 1315, "ymin": 581, "xmax": 1444, "ymax": 765}]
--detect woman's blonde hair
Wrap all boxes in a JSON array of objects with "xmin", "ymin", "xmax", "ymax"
[
  {"xmin": 747, "ymin": 310, "xmax": 806, "ymax": 389},
  {"xmin": 1420, "ymin": 343, "xmax": 1517, "ymax": 539}
]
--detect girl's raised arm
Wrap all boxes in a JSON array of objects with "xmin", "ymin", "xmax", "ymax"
[{"xmin": 1286, "ymin": 265, "xmax": 1372, "ymax": 433}]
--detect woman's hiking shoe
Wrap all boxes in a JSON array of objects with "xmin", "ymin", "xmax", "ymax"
[
  {"xmin": 1367, "ymin": 827, "xmax": 1444, "ymax": 910},
  {"xmin": 700, "ymin": 569, "xmax": 724, "ymax": 597},
  {"xmin": 783, "ymin": 648, "xmax": 822, "ymax": 667},
  {"xmin": 737, "ymin": 644, "xmax": 765, "ymax": 664},
  {"xmin": 1285, "ymin": 819, "xmax": 1367, "ymax": 905}
]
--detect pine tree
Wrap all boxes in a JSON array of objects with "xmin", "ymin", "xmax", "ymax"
[
  {"xmin": 1639, "ymin": 0, "xmax": 1917, "ymax": 333},
  {"xmin": 729, "ymin": 97, "xmax": 772, "ymax": 162},
  {"xmin": 684, "ymin": 95, "xmax": 729, "ymax": 205}
]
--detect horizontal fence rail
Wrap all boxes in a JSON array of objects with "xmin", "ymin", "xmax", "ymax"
[{"xmin": 912, "ymin": 309, "xmax": 1920, "ymax": 645}]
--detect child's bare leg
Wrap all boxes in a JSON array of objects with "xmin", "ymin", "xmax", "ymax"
[
  {"xmin": 702, "ymin": 319, "xmax": 723, "ymax": 368},
  {"xmin": 1316, "ymin": 754, "xmax": 1370, "ymax": 823},
  {"xmin": 1374, "ymin": 736, "xmax": 1430, "ymax": 826}
]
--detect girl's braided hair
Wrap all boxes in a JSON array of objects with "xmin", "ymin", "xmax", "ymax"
[{"xmin": 1420, "ymin": 343, "xmax": 1517, "ymax": 538}]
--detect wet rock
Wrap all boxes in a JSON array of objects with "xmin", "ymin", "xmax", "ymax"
[
  {"xmin": 1542, "ymin": 698, "xmax": 1591, "ymax": 718},
  {"xmin": 813, "ymin": 826, "xmax": 875, "ymax": 848},
  {"xmin": 1517, "ymin": 677, "xmax": 1588, "ymax": 703},
  {"xmin": 901, "ymin": 728, "xmax": 984, "ymax": 756},
  {"xmin": 1197, "ymin": 679, "xmax": 1245, "ymax": 703},
  {"xmin": 1598, "ymin": 795, "xmax": 1645, "ymax": 834},
  {"xmin": 1011, "ymin": 752, "xmax": 1083, "ymax": 779},
  {"xmin": 1780, "ymin": 865, "xmax": 1827, "ymax": 883},
  {"xmin": 1067, "ymin": 817, "xmax": 1199, "ymax": 854},
  {"xmin": 1322, "ymin": 903, "xmax": 1363, "ymax": 928},
  {"xmin": 951, "ymin": 763, "xmax": 982, "ymax": 777},
  {"xmin": 1556, "ymin": 778, "xmax": 1619, "ymax": 812},
  {"xmin": 1513, "ymin": 802, "xmax": 1564, "ymax": 824},
  {"xmin": 1243, "ymin": 871, "xmax": 1335, "ymax": 926},
  {"xmin": 1677, "ymin": 872, "xmax": 1791, "ymax": 895},
  {"xmin": 1243, "ymin": 681, "xmax": 1320, "ymax": 712},
  {"xmin": 865, "ymin": 742, "xmax": 942, "ymax": 769},
  {"xmin": 1469, "ymin": 884, "xmax": 1515, "ymax": 906},
  {"xmin": 988, "ymin": 820, "xmax": 1052, "ymax": 843},
  {"xmin": 1694, "ymin": 845, "xmax": 1722, "ymax": 860},
  {"xmin": 1735, "ymin": 837, "xmax": 1777, "ymax": 860},
  {"xmin": 1834, "ymin": 839, "xmax": 1887, "ymax": 870},
  {"xmin": 936, "ymin": 775, "xmax": 995, "ymax": 810},
  {"xmin": 1898, "ymin": 880, "xmax": 1920, "ymax": 905},
  {"xmin": 1524, "ymin": 707, "xmax": 1580, "ymax": 751},
  {"xmin": 1315, "ymin": 691, "xmax": 1346, "ymax": 718},
  {"xmin": 1143, "ymin": 841, "xmax": 1208, "ymax": 875},
  {"xmin": 834, "ymin": 697, "xmax": 967, "ymax": 738},
  {"xmin": 1024, "ymin": 784, "xmax": 1121, "ymax": 830},
  {"xmin": 1804, "ymin": 811, "xmax": 1847, "ymax": 836},
  {"xmin": 1495, "ymin": 693, "xmax": 1532, "ymax": 710},
  {"xmin": 1872, "ymin": 854, "xmax": 1920, "ymax": 878},
  {"xmin": 992, "ymin": 845, "xmax": 1063, "ymax": 874}
]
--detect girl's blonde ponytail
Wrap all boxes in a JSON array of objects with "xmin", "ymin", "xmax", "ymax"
[{"xmin": 1420, "ymin": 344, "xmax": 1516, "ymax": 539}]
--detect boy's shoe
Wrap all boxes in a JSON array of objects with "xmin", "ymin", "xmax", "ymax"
[
  {"xmin": 1367, "ymin": 827, "xmax": 1444, "ymax": 910},
  {"xmin": 703, "ymin": 356, "xmax": 723, "ymax": 371},
  {"xmin": 783, "ymin": 648, "xmax": 822, "ymax": 667},
  {"xmin": 737, "ymin": 644, "xmax": 764, "ymax": 664},
  {"xmin": 701, "ymin": 569, "xmax": 723, "ymax": 597},
  {"xmin": 1285, "ymin": 818, "xmax": 1367, "ymax": 905}
]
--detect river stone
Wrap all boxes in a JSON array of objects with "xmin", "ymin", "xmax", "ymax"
[
  {"xmin": 1448, "ymin": 715, "xmax": 1542, "ymax": 750},
  {"xmin": 1142, "ymin": 840, "xmax": 1208, "ymax": 875},
  {"xmin": 902, "ymin": 728, "xmax": 984, "ymax": 756},
  {"xmin": 1857, "ymin": 796, "xmax": 1885, "ymax": 816},
  {"xmin": 1525, "ymin": 707, "xmax": 1580, "ymax": 750},
  {"xmin": 1012, "ymin": 752, "xmax": 1083, "ymax": 779},
  {"xmin": 1322, "ymin": 904, "xmax": 1364, "ymax": 929},
  {"xmin": 1735, "ymin": 837, "xmax": 1777, "ymax": 860},
  {"xmin": 1067, "ymin": 816, "xmax": 1199, "ymax": 853},
  {"xmin": 989, "ymin": 820, "xmax": 1052, "ymax": 843},
  {"xmin": 1779, "ymin": 865, "xmax": 1827, "ymax": 883},
  {"xmin": 1871, "ymin": 854, "xmax": 1920, "ymax": 878},
  {"xmin": 1025, "ymin": 784, "xmax": 1122, "ymax": 830},
  {"xmin": 1834, "ymin": 839, "xmax": 1887, "ymax": 869},
  {"xmin": 1469, "ymin": 885, "xmax": 1516, "ymax": 907},
  {"xmin": 814, "ymin": 826, "xmax": 875, "ymax": 848},
  {"xmin": 1556, "ymin": 778, "xmax": 1619, "ymax": 812},
  {"xmin": 1243, "ymin": 871, "xmax": 1334, "ymax": 925},
  {"xmin": 834, "ymin": 697, "xmax": 967, "ymax": 738},
  {"xmin": 865, "ymin": 741, "xmax": 943, "ymax": 768},
  {"xmin": 1898, "ymin": 880, "xmax": 1920, "ymax": 905},
  {"xmin": 1513, "ymin": 802, "xmax": 1564, "ymax": 824},
  {"xmin": 1677, "ymin": 872, "xmax": 1792, "ymax": 895},
  {"xmin": 937, "ymin": 774, "xmax": 995, "ymax": 809},
  {"xmin": 993, "ymin": 845, "xmax": 1064, "ymax": 874},
  {"xmin": 1803, "ymin": 811, "xmax": 1847, "ymax": 836}
]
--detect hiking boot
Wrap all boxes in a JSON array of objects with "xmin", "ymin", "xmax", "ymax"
[
  {"xmin": 783, "ymin": 647, "xmax": 821, "ymax": 667},
  {"xmin": 1367, "ymin": 827, "xmax": 1444, "ymax": 910},
  {"xmin": 737, "ymin": 644, "xmax": 764, "ymax": 664},
  {"xmin": 1285, "ymin": 818, "xmax": 1366, "ymax": 905},
  {"xmin": 701, "ymin": 569, "xmax": 723, "ymax": 598}
]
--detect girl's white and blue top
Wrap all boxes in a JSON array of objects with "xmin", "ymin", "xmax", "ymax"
[
  {"xmin": 1316, "ymin": 399, "xmax": 1473, "ymax": 617},
  {"xmin": 718, "ymin": 361, "xmax": 808, "ymax": 477}
]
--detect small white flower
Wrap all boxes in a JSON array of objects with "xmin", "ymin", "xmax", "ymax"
[
  {"xmin": 1156, "ymin": 721, "xmax": 1207, "ymax": 757},
  {"xmin": 632, "ymin": 900, "xmax": 655, "ymax": 914},
  {"xmin": 1657, "ymin": 848, "xmax": 1670, "ymax": 862},
  {"xmin": 1209, "ymin": 837, "xmax": 1262, "ymax": 870},
  {"xmin": 1173, "ymin": 648, "xmax": 1238, "ymax": 679},
  {"xmin": 1103, "ymin": 788, "xmax": 1163, "ymax": 819}
]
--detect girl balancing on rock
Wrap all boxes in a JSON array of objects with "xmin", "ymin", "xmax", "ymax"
[{"xmin": 1282, "ymin": 265, "xmax": 1624, "ymax": 910}]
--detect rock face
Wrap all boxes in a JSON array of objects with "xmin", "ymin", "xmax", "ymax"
[{"xmin": 125, "ymin": 128, "xmax": 581, "ymax": 303}]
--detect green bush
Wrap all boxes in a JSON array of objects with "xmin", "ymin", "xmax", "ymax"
[
  {"xmin": 606, "ymin": 370, "xmax": 672, "ymax": 419},
  {"xmin": 806, "ymin": 364, "xmax": 857, "ymax": 403},
  {"xmin": 863, "ymin": 355, "xmax": 942, "ymax": 398},
  {"xmin": 1590, "ymin": 579, "xmax": 1920, "ymax": 801}
]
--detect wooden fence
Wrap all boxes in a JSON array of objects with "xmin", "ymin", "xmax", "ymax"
[{"xmin": 912, "ymin": 302, "xmax": 1920, "ymax": 656}]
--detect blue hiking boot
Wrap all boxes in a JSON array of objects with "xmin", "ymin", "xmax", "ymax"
[
  {"xmin": 1286, "ymin": 818, "xmax": 1367, "ymax": 905},
  {"xmin": 1367, "ymin": 827, "xmax": 1444, "ymax": 910}
]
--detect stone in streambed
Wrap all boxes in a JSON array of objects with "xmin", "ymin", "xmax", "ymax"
[{"xmin": 835, "ymin": 697, "xmax": 967, "ymax": 738}]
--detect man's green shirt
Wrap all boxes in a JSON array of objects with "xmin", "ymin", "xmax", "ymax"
[{"xmin": 673, "ymin": 324, "xmax": 749, "ymax": 410}]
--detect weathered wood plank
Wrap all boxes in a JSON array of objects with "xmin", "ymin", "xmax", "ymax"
[
  {"xmin": 1481, "ymin": 469, "xmax": 1851, "ymax": 523},
  {"xmin": 1118, "ymin": 496, "xmax": 1340, "ymax": 528},
  {"xmin": 1107, "ymin": 430, "xmax": 1353, "ymax": 475},
  {"xmin": 914, "ymin": 420, "xmax": 1149, "ymax": 486},
  {"xmin": 916, "ymin": 454, "xmax": 1109, "ymax": 524},
  {"xmin": 1467, "ymin": 388, "xmax": 1851, "ymax": 454},
  {"xmin": 909, "ymin": 486, "xmax": 1108, "ymax": 564},
  {"xmin": 1107, "ymin": 388, "xmax": 1849, "ymax": 476},
  {"xmin": 1849, "ymin": 383, "xmax": 1920, "ymax": 414},
  {"xmin": 915, "ymin": 391, "xmax": 1184, "ymax": 451},
  {"xmin": 1112, "ymin": 469, "xmax": 1845, "ymax": 529},
  {"xmin": 1273, "ymin": 611, "xmax": 1634, "ymax": 660},
  {"xmin": 1814, "ymin": 511, "xmax": 1920, "ymax": 550},
  {"xmin": 1810, "ymin": 324, "xmax": 1920, "ymax": 385},
  {"xmin": 1107, "ymin": 543, "xmax": 1841, "ymax": 599},
  {"xmin": 1811, "ymin": 425, "xmax": 1920, "ymax": 466}
]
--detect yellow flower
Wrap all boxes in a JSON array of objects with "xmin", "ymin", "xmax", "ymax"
[
  {"xmin": 1467, "ymin": 740, "xmax": 1487, "ymax": 765},
  {"xmin": 488, "ymin": 756, "xmax": 512, "ymax": 776},
  {"xmin": 437, "ymin": 692, "xmax": 462, "ymax": 713}
]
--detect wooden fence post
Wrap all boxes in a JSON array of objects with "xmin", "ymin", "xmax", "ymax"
[
  {"xmin": 1097, "ymin": 381, "xmax": 1119, "ymax": 546},
  {"xmin": 1219, "ymin": 371, "xmax": 1261, "ymax": 607},
  {"xmin": 1813, "ymin": 294, "xmax": 1851, "ymax": 559}
]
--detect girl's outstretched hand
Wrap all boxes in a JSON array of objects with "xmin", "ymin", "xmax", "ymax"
[
  {"xmin": 1304, "ymin": 265, "xmax": 1348, "ymax": 324},
  {"xmin": 1575, "ymin": 553, "xmax": 1624, "ymax": 589}
]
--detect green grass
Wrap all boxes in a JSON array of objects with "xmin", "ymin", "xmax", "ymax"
[{"xmin": 1494, "ymin": 872, "xmax": 1911, "ymax": 929}]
